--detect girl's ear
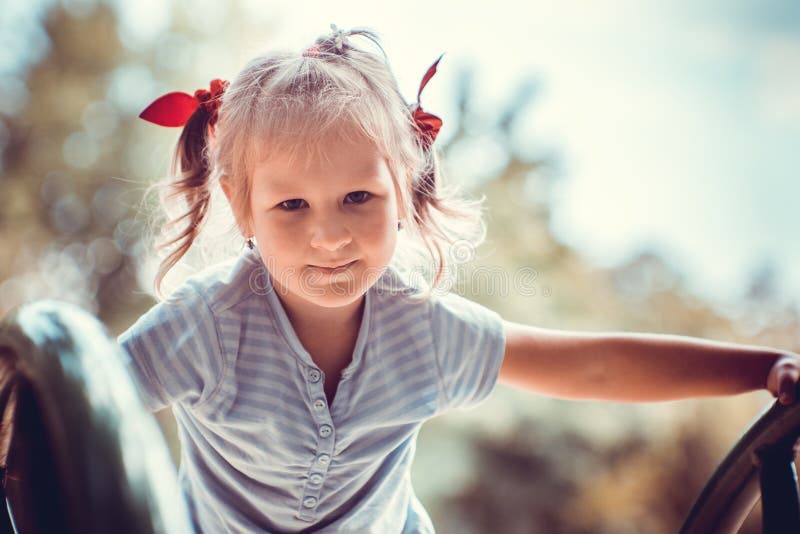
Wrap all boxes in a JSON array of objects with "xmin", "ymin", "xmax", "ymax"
[{"xmin": 220, "ymin": 175, "xmax": 253, "ymax": 236}]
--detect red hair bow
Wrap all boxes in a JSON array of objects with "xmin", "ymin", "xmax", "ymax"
[
  {"xmin": 139, "ymin": 78, "xmax": 229, "ymax": 127},
  {"xmin": 412, "ymin": 54, "xmax": 444, "ymax": 148}
]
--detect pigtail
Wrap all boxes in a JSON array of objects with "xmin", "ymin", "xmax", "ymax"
[
  {"xmin": 303, "ymin": 26, "xmax": 386, "ymax": 60},
  {"xmin": 153, "ymin": 109, "xmax": 215, "ymax": 298},
  {"xmin": 409, "ymin": 144, "xmax": 487, "ymax": 298}
]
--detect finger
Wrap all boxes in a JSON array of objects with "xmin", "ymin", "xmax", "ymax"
[{"xmin": 778, "ymin": 369, "xmax": 799, "ymax": 404}]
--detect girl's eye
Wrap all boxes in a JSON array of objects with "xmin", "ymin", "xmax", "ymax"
[
  {"xmin": 346, "ymin": 191, "xmax": 371, "ymax": 204},
  {"xmin": 278, "ymin": 192, "xmax": 371, "ymax": 211},
  {"xmin": 279, "ymin": 199, "xmax": 306, "ymax": 211}
]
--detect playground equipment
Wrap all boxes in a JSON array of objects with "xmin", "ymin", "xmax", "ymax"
[{"xmin": 0, "ymin": 301, "xmax": 192, "ymax": 533}]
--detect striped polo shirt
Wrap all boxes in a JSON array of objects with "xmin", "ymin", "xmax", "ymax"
[{"xmin": 117, "ymin": 247, "xmax": 506, "ymax": 533}]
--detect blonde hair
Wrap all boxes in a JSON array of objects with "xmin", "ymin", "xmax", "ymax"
[{"xmin": 154, "ymin": 27, "xmax": 488, "ymax": 300}]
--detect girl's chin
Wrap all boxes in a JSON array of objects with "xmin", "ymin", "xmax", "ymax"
[{"xmin": 297, "ymin": 286, "xmax": 366, "ymax": 308}]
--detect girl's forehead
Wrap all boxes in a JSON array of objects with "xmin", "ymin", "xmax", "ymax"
[
  {"xmin": 249, "ymin": 134, "xmax": 397, "ymax": 191},
  {"xmin": 252, "ymin": 132, "xmax": 388, "ymax": 174}
]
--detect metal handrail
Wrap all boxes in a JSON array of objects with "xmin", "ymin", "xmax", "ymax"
[
  {"xmin": 680, "ymin": 391, "xmax": 800, "ymax": 533},
  {"xmin": 0, "ymin": 300, "xmax": 192, "ymax": 534}
]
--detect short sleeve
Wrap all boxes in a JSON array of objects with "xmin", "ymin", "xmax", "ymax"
[
  {"xmin": 116, "ymin": 284, "xmax": 225, "ymax": 413},
  {"xmin": 429, "ymin": 291, "xmax": 507, "ymax": 411}
]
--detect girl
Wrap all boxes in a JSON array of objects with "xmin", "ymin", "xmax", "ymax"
[{"xmin": 120, "ymin": 25, "xmax": 800, "ymax": 533}]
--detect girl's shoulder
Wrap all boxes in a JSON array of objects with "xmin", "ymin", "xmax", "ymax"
[
  {"xmin": 163, "ymin": 248, "xmax": 264, "ymax": 313},
  {"xmin": 371, "ymin": 264, "xmax": 428, "ymax": 303},
  {"xmin": 120, "ymin": 249, "xmax": 261, "ymax": 346},
  {"xmin": 371, "ymin": 266, "xmax": 505, "ymax": 413},
  {"xmin": 371, "ymin": 264, "xmax": 501, "ymax": 330},
  {"xmin": 117, "ymin": 253, "xmax": 253, "ymax": 412}
]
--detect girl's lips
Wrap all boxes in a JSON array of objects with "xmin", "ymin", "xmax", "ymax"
[{"xmin": 308, "ymin": 260, "xmax": 357, "ymax": 274}]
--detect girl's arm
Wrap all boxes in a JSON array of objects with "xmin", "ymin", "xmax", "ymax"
[{"xmin": 499, "ymin": 320, "xmax": 800, "ymax": 404}]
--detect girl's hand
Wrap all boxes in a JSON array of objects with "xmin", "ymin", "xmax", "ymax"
[{"xmin": 766, "ymin": 353, "xmax": 800, "ymax": 405}]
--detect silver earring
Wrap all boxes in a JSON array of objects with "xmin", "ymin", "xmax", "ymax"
[
  {"xmin": 246, "ymin": 238, "xmax": 254, "ymax": 249},
  {"xmin": 397, "ymin": 221, "xmax": 403, "ymax": 232}
]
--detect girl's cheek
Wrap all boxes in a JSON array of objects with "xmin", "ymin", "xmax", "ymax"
[
  {"xmin": 256, "ymin": 212, "xmax": 296, "ymax": 232},
  {"xmin": 363, "ymin": 212, "xmax": 393, "ymax": 236},
  {"xmin": 251, "ymin": 217, "xmax": 295, "ymax": 247}
]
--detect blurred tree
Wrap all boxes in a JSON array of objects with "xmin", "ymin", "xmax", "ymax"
[
  {"xmin": 0, "ymin": 3, "xmax": 147, "ymax": 327},
  {"xmin": 417, "ymin": 56, "xmax": 799, "ymax": 532}
]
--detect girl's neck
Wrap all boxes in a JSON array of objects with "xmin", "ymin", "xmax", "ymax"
[{"xmin": 278, "ymin": 291, "xmax": 366, "ymax": 334}]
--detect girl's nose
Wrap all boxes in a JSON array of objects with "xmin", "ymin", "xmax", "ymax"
[{"xmin": 309, "ymin": 217, "xmax": 352, "ymax": 251}]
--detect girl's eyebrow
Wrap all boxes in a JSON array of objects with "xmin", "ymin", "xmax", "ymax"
[
  {"xmin": 264, "ymin": 174, "xmax": 385, "ymax": 193},
  {"xmin": 259, "ymin": 185, "xmax": 382, "ymax": 207}
]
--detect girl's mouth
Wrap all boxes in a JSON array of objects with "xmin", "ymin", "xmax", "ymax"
[{"xmin": 308, "ymin": 260, "xmax": 357, "ymax": 274}]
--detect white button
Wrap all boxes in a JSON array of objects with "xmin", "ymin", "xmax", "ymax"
[
  {"xmin": 317, "ymin": 454, "xmax": 330, "ymax": 465},
  {"xmin": 307, "ymin": 369, "xmax": 321, "ymax": 383},
  {"xmin": 319, "ymin": 424, "xmax": 332, "ymax": 438},
  {"xmin": 303, "ymin": 497, "xmax": 317, "ymax": 508},
  {"xmin": 313, "ymin": 399, "xmax": 326, "ymax": 411},
  {"xmin": 309, "ymin": 473, "xmax": 324, "ymax": 485}
]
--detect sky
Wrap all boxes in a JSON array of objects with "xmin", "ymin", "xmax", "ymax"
[{"xmin": 5, "ymin": 0, "xmax": 800, "ymax": 312}]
